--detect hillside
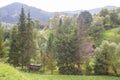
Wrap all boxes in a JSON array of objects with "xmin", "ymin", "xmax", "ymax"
[
  {"xmin": 0, "ymin": 2, "xmax": 117, "ymax": 23},
  {"xmin": 0, "ymin": 2, "xmax": 54, "ymax": 23},
  {"xmin": 62, "ymin": 6, "xmax": 116, "ymax": 15}
]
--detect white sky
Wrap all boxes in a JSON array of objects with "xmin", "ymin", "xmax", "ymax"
[{"xmin": 0, "ymin": 0, "xmax": 120, "ymax": 12}]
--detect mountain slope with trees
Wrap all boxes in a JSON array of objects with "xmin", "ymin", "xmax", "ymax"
[{"xmin": 0, "ymin": 2, "xmax": 117, "ymax": 23}]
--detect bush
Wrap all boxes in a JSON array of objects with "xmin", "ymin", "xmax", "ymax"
[
  {"xmin": 59, "ymin": 66, "xmax": 81, "ymax": 75},
  {"xmin": 0, "ymin": 62, "xmax": 29, "ymax": 80},
  {"xmin": 94, "ymin": 41, "xmax": 120, "ymax": 76}
]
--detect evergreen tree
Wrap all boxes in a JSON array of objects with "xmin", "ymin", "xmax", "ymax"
[
  {"xmin": 18, "ymin": 8, "xmax": 35, "ymax": 68},
  {"xmin": 18, "ymin": 8, "xmax": 27, "ymax": 68},
  {"xmin": 0, "ymin": 26, "xmax": 9, "ymax": 62},
  {"xmin": 25, "ymin": 11, "xmax": 36, "ymax": 67},
  {"xmin": 8, "ymin": 26, "xmax": 19, "ymax": 66},
  {"xmin": 0, "ymin": 28, "xmax": 4, "ymax": 58},
  {"xmin": 55, "ymin": 17, "xmax": 79, "ymax": 74}
]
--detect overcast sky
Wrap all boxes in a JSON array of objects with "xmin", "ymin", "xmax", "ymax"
[{"xmin": 0, "ymin": 0, "xmax": 120, "ymax": 12}]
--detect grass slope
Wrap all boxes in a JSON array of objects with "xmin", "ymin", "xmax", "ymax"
[
  {"xmin": 0, "ymin": 63, "xmax": 29, "ymax": 80},
  {"xmin": 104, "ymin": 28, "xmax": 120, "ymax": 43},
  {"xmin": 23, "ymin": 72, "xmax": 120, "ymax": 80}
]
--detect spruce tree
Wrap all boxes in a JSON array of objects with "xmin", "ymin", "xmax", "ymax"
[
  {"xmin": 18, "ymin": 7, "xmax": 27, "ymax": 68},
  {"xmin": 25, "ymin": 11, "xmax": 35, "ymax": 67},
  {"xmin": 55, "ymin": 17, "xmax": 79, "ymax": 74},
  {"xmin": 18, "ymin": 8, "xmax": 35, "ymax": 68},
  {"xmin": 9, "ymin": 26, "xmax": 19, "ymax": 66},
  {"xmin": 18, "ymin": 8, "xmax": 29, "ymax": 68}
]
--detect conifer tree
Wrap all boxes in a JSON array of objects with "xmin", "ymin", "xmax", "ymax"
[
  {"xmin": 0, "ymin": 26, "xmax": 9, "ymax": 61},
  {"xmin": 9, "ymin": 26, "xmax": 19, "ymax": 66},
  {"xmin": 18, "ymin": 8, "xmax": 36, "ymax": 68},
  {"xmin": 25, "ymin": 11, "xmax": 36, "ymax": 67},
  {"xmin": 18, "ymin": 7, "xmax": 27, "ymax": 68},
  {"xmin": 55, "ymin": 17, "xmax": 79, "ymax": 74}
]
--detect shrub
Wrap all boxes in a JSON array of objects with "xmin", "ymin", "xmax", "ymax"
[
  {"xmin": 0, "ymin": 62, "xmax": 29, "ymax": 80},
  {"xmin": 59, "ymin": 66, "xmax": 81, "ymax": 75}
]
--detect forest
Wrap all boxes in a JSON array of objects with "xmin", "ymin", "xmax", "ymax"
[{"xmin": 0, "ymin": 6, "xmax": 120, "ymax": 80}]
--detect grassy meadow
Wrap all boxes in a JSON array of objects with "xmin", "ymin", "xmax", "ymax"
[
  {"xmin": 23, "ymin": 72, "xmax": 120, "ymax": 80},
  {"xmin": 0, "ymin": 62, "xmax": 120, "ymax": 80}
]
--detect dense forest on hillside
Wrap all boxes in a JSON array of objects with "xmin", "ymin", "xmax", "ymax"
[{"xmin": 0, "ymin": 7, "xmax": 120, "ymax": 77}]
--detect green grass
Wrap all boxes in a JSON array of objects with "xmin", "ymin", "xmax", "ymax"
[
  {"xmin": 0, "ymin": 62, "xmax": 29, "ymax": 80},
  {"xmin": 23, "ymin": 72, "xmax": 120, "ymax": 80},
  {"xmin": 103, "ymin": 28, "xmax": 120, "ymax": 43},
  {"xmin": 0, "ymin": 62, "xmax": 120, "ymax": 80}
]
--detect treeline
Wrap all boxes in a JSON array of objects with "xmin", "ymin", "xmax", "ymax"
[{"xmin": 0, "ymin": 7, "xmax": 120, "ymax": 76}]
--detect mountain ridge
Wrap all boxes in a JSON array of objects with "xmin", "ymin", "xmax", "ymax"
[
  {"xmin": 0, "ymin": 2, "xmax": 117, "ymax": 23},
  {"xmin": 0, "ymin": 2, "xmax": 54, "ymax": 23}
]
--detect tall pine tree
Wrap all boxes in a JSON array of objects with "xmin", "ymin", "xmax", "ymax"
[
  {"xmin": 18, "ymin": 8, "xmax": 35, "ymax": 69},
  {"xmin": 18, "ymin": 7, "xmax": 26, "ymax": 68},
  {"xmin": 25, "ymin": 11, "xmax": 35, "ymax": 67}
]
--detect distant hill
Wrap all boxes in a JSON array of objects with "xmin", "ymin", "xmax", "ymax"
[
  {"xmin": 63, "ymin": 6, "xmax": 117, "ymax": 15},
  {"xmin": 89, "ymin": 6, "xmax": 116, "ymax": 15},
  {"xmin": 0, "ymin": 2, "xmax": 117, "ymax": 23},
  {"xmin": 0, "ymin": 2, "xmax": 54, "ymax": 23}
]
